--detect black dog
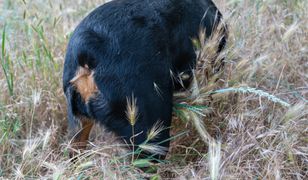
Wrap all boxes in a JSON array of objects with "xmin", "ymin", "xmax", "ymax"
[{"xmin": 63, "ymin": 0, "xmax": 226, "ymax": 160}]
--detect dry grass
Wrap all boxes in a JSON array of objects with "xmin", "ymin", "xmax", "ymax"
[{"xmin": 0, "ymin": 0, "xmax": 307, "ymax": 179}]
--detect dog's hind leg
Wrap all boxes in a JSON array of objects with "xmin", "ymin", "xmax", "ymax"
[
  {"xmin": 69, "ymin": 116, "xmax": 94, "ymax": 159},
  {"xmin": 64, "ymin": 85, "xmax": 94, "ymax": 157},
  {"xmin": 71, "ymin": 116, "xmax": 94, "ymax": 151}
]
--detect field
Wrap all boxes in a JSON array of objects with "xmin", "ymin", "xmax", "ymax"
[{"xmin": 0, "ymin": 0, "xmax": 307, "ymax": 179}]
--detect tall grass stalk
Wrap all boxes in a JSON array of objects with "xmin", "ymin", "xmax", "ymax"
[
  {"xmin": 212, "ymin": 87, "xmax": 291, "ymax": 107},
  {"xmin": 126, "ymin": 95, "xmax": 138, "ymax": 162},
  {"xmin": 209, "ymin": 140, "xmax": 221, "ymax": 180},
  {"xmin": 1, "ymin": 27, "xmax": 14, "ymax": 96}
]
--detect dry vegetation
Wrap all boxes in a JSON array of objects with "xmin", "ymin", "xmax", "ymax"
[{"xmin": 0, "ymin": 0, "xmax": 307, "ymax": 179}]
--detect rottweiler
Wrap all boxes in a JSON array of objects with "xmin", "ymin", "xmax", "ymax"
[{"xmin": 63, "ymin": 0, "xmax": 227, "ymax": 160}]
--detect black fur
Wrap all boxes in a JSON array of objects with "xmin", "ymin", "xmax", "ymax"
[{"xmin": 63, "ymin": 0, "xmax": 226, "ymax": 160}]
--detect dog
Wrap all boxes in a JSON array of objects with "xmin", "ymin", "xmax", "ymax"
[{"xmin": 63, "ymin": 0, "xmax": 227, "ymax": 160}]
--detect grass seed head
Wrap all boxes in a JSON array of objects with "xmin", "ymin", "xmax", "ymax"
[
  {"xmin": 147, "ymin": 121, "xmax": 165, "ymax": 141},
  {"xmin": 139, "ymin": 144, "xmax": 168, "ymax": 156},
  {"xmin": 126, "ymin": 94, "xmax": 138, "ymax": 126}
]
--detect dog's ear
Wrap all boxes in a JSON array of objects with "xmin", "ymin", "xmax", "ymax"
[{"xmin": 70, "ymin": 65, "xmax": 98, "ymax": 102}]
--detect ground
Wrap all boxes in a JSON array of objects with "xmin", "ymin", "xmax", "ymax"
[{"xmin": 0, "ymin": 0, "xmax": 307, "ymax": 179}]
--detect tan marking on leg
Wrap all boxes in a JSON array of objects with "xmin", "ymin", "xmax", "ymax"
[
  {"xmin": 70, "ymin": 66, "xmax": 98, "ymax": 102},
  {"xmin": 70, "ymin": 117, "xmax": 94, "ymax": 159}
]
